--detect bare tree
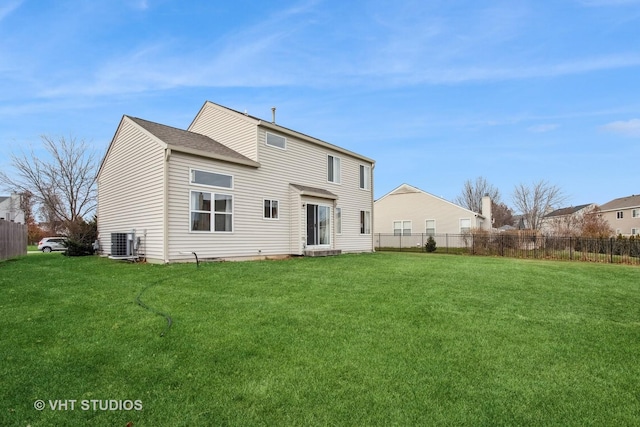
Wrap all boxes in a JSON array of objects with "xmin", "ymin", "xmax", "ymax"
[
  {"xmin": 581, "ymin": 206, "xmax": 613, "ymax": 237},
  {"xmin": 455, "ymin": 176, "xmax": 501, "ymax": 213},
  {"xmin": 511, "ymin": 180, "xmax": 566, "ymax": 230},
  {"xmin": 0, "ymin": 135, "xmax": 97, "ymax": 228},
  {"xmin": 492, "ymin": 201, "xmax": 514, "ymax": 228}
]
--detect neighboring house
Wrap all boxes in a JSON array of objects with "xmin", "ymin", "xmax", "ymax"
[
  {"xmin": 598, "ymin": 194, "xmax": 640, "ymax": 236},
  {"xmin": 539, "ymin": 203, "xmax": 595, "ymax": 235},
  {"xmin": 373, "ymin": 183, "xmax": 492, "ymax": 236},
  {"xmin": 97, "ymin": 101, "xmax": 375, "ymax": 263},
  {"xmin": 0, "ymin": 194, "xmax": 25, "ymax": 224}
]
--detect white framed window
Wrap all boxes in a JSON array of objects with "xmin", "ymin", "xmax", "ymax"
[
  {"xmin": 264, "ymin": 199, "xmax": 279, "ymax": 219},
  {"xmin": 327, "ymin": 155, "xmax": 341, "ymax": 183},
  {"xmin": 190, "ymin": 169, "xmax": 233, "ymax": 189},
  {"xmin": 359, "ymin": 164, "xmax": 371, "ymax": 190},
  {"xmin": 266, "ymin": 132, "xmax": 286, "ymax": 149},
  {"xmin": 426, "ymin": 219, "xmax": 436, "ymax": 236},
  {"xmin": 460, "ymin": 218, "xmax": 471, "ymax": 233},
  {"xmin": 633, "ymin": 209, "xmax": 639, "ymax": 218},
  {"xmin": 360, "ymin": 210, "xmax": 371, "ymax": 235},
  {"xmin": 190, "ymin": 190, "xmax": 232, "ymax": 232},
  {"xmin": 336, "ymin": 207, "xmax": 342, "ymax": 235},
  {"xmin": 617, "ymin": 211, "xmax": 624, "ymax": 219},
  {"xmin": 393, "ymin": 220, "xmax": 412, "ymax": 236},
  {"xmin": 631, "ymin": 228, "xmax": 639, "ymax": 235},
  {"xmin": 616, "ymin": 228, "xmax": 621, "ymax": 235}
]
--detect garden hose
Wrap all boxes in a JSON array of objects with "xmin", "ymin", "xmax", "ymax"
[{"xmin": 135, "ymin": 280, "xmax": 173, "ymax": 337}]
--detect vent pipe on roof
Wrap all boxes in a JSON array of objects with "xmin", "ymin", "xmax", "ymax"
[{"xmin": 271, "ymin": 107, "xmax": 276, "ymax": 124}]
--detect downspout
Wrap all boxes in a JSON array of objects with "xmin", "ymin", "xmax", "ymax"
[
  {"xmin": 163, "ymin": 148, "xmax": 171, "ymax": 263},
  {"xmin": 371, "ymin": 162, "xmax": 376, "ymax": 253}
]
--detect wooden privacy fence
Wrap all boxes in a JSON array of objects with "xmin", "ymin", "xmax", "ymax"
[{"xmin": 0, "ymin": 219, "xmax": 27, "ymax": 261}]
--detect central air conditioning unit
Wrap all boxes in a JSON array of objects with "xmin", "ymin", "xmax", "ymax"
[{"xmin": 110, "ymin": 230, "xmax": 139, "ymax": 259}]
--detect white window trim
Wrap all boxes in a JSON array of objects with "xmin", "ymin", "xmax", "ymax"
[
  {"xmin": 460, "ymin": 218, "xmax": 471, "ymax": 233},
  {"xmin": 632, "ymin": 209, "xmax": 640, "ymax": 218},
  {"xmin": 631, "ymin": 228, "xmax": 639, "ymax": 235},
  {"xmin": 360, "ymin": 210, "xmax": 371, "ymax": 235},
  {"xmin": 335, "ymin": 207, "xmax": 342, "ymax": 235},
  {"xmin": 265, "ymin": 131, "xmax": 287, "ymax": 150},
  {"xmin": 425, "ymin": 219, "xmax": 436, "ymax": 235},
  {"xmin": 359, "ymin": 164, "xmax": 371, "ymax": 191},
  {"xmin": 393, "ymin": 220, "xmax": 412, "ymax": 236},
  {"xmin": 616, "ymin": 211, "xmax": 624, "ymax": 220},
  {"xmin": 263, "ymin": 199, "xmax": 280, "ymax": 220},
  {"xmin": 189, "ymin": 190, "xmax": 234, "ymax": 233},
  {"xmin": 327, "ymin": 154, "xmax": 341, "ymax": 184},
  {"xmin": 189, "ymin": 168, "xmax": 234, "ymax": 190}
]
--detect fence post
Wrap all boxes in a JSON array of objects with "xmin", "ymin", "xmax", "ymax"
[{"xmin": 610, "ymin": 237, "xmax": 614, "ymax": 263}]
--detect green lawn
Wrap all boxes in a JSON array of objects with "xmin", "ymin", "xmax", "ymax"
[{"xmin": 1, "ymin": 253, "xmax": 639, "ymax": 426}]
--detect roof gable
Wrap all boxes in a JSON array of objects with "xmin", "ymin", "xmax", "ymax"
[
  {"xmin": 193, "ymin": 101, "xmax": 375, "ymax": 165},
  {"xmin": 128, "ymin": 116, "xmax": 259, "ymax": 167},
  {"xmin": 376, "ymin": 183, "xmax": 483, "ymax": 218}
]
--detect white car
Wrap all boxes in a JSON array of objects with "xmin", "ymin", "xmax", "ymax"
[{"xmin": 37, "ymin": 237, "xmax": 67, "ymax": 252}]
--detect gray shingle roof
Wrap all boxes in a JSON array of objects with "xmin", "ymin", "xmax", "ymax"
[
  {"xmin": 544, "ymin": 203, "xmax": 593, "ymax": 218},
  {"xmin": 128, "ymin": 116, "xmax": 259, "ymax": 167},
  {"xmin": 599, "ymin": 194, "xmax": 640, "ymax": 212},
  {"xmin": 290, "ymin": 184, "xmax": 338, "ymax": 200}
]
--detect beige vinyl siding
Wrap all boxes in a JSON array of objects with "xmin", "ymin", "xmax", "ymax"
[
  {"xmin": 374, "ymin": 188, "xmax": 480, "ymax": 235},
  {"xmin": 164, "ymin": 127, "xmax": 373, "ymax": 260},
  {"xmin": 601, "ymin": 208, "xmax": 640, "ymax": 236},
  {"xmin": 188, "ymin": 102, "xmax": 258, "ymax": 162},
  {"xmin": 97, "ymin": 118, "xmax": 165, "ymax": 261},
  {"xmin": 256, "ymin": 128, "xmax": 373, "ymax": 254}
]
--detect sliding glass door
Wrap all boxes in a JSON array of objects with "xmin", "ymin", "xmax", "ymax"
[{"xmin": 306, "ymin": 204, "xmax": 330, "ymax": 246}]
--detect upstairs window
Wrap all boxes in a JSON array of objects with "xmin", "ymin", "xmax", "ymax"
[
  {"xmin": 266, "ymin": 132, "xmax": 286, "ymax": 149},
  {"xmin": 191, "ymin": 169, "xmax": 232, "ymax": 189},
  {"xmin": 327, "ymin": 155, "xmax": 341, "ymax": 183},
  {"xmin": 617, "ymin": 211, "xmax": 624, "ymax": 219},
  {"xmin": 359, "ymin": 165, "xmax": 371, "ymax": 190},
  {"xmin": 633, "ymin": 209, "xmax": 639, "ymax": 218}
]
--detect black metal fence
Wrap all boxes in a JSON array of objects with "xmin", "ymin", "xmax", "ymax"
[{"xmin": 375, "ymin": 232, "xmax": 640, "ymax": 265}]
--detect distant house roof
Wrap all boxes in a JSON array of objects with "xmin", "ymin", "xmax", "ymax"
[
  {"xmin": 376, "ymin": 183, "xmax": 485, "ymax": 219},
  {"xmin": 599, "ymin": 194, "xmax": 640, "ymax": 212},
  {"xmin": 128, "ymin": 116, "xmax": 260, "ymax": 168},
  {"xmin": 544, "ymin": 203, "xmax": 593, "ymax": 218}
]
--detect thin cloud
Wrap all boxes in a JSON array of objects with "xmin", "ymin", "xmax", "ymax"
[
  {"xmin": 528, "ymin": 124, "xmax": 559, "ymax": 133},
  {"xmin": 0, "ymin": 0, "xmax": 23, "ymax": 21},
  {"xmin": 600, "ymin": 118, "xmax": 640, "ymax": 137}
]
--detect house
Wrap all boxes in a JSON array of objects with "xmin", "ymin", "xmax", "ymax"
[
  {"xmin": 97, "ymin": 101, "xmax": 375, "ymax": 263},
  {"xmin": 374, "ymin": 183, "xmax": 492, "ymax": 237},
  {"xmin": 598, "ymin": 194, "xmax": 640, "ymax": 236},
  {"xmin": 0, "ymin": 193, "xmax": 25, "ymax": 224},
  {"xmin": 539, "ymin": 203, "xmax": 595, "ymax": 235}
]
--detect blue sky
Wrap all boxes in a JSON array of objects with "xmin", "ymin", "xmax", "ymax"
[{"xmin": 1, "ymin": 0, "xmax": 639, "ymax": 209}]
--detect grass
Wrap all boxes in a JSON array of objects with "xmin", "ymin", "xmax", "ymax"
[{"xmin": 1, "ymin": 253, "xmax": 639, "ymax": 426}]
